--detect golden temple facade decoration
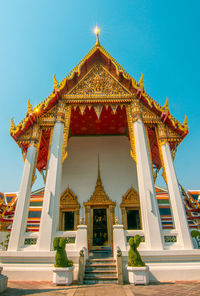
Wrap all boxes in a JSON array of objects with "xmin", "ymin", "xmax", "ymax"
[
  {"xmin": 69, "ymin": 64, "xmax": 128, "ymax": 96},
  {"xmin": 142, "ymin": 105, "xmax": 160, "ymax": 124},
  {"xmin": 62, "ymin": 105, "xmax": 71, "ymax": 164},
  {"xmin": 126, "ymin": 104, "xmax": 137, "ymax": 163}
]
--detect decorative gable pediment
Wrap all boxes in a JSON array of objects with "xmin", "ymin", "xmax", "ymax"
[
  {"xmin": 120, "ymin": 186, "xmax": 140, "ymax": 208},
  {"xmin": 60, "ymin": 187, "xmax": 80, "ymax": 209},
  {"xmin": 68, "ymin": 64, "xmax": 130, "ymax": 97}
]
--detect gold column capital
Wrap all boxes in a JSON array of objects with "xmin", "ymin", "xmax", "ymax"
[
  {"xmin": 130, "ymin": 99, "xmax": 142, "ymax": 122},
  {"xmin": 30, "ymin": 124, "xmax": 40, "ymax": 148},
  {"xmin": 157, "ymin": 123, "xmax": 168, "ymax": 146},
  {"xmin": 56, "ymin": 101, "xmax": 66, "ymax": 123}
]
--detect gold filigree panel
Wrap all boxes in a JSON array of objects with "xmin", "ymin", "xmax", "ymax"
[{"xmin": 69, "ymin": 64, "xmax": 129, "ymax": 96}]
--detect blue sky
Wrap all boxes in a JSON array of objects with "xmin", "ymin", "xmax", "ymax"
[{"xmin": 0, "ymin": 0, "xmax": 199, "ymax": 192}]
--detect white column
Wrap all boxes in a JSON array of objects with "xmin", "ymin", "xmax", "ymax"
[
  {"xmin": 8, "ymin": 144, "xmax": 37, "ymax": 251},
  {"xmin": 134, "ymin": 119, "xmax": 163, "ymax": 250},
  {"xmin": 161, "ymin": 142, "xmax": 193, "ymax": 249},
  {"xmin": 37, "ymin": 119, "xmax": 64, "ymax": 251},
  {"xmin": 129, "ymin": 101, "xmax": 163, "ymax": 250}
]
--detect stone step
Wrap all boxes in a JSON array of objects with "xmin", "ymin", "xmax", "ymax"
[
  {"xmin": 83, "ymin": 279, "xmax": 118, "ymax": 284},
  {"xmin": 85, "ymin": 270, "xmax": 117, "ymax": 274},
  {"xmin": 84, "ymin": 275, "xmax": 118, "ymax": 280},
  {"xmin": 86, "ymin": 257, "xmax": 116, "ymax": 263},
  {"xmin": 85, "ymin": 265, "xmax": 116, "ymax": 271},
  {"xmin": 86, "ymin": 262, "xmax": 116, "ymax": 268}
]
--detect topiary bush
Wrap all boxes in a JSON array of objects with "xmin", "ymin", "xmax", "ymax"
[
  {"xmin": 53, "ymin": 237, "xmax": 73, "ymax": 268},
  {"xmin": 128, "ymin": 235, "xmax": 145, "ymax": 267},
  {"xmin": 191, "ymin": 230, "xmax": 200, "ymax": 238}
]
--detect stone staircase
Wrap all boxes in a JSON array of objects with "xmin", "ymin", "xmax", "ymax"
[{"xmin": 83, "ymin": 248, "xmax": 118, "ymax": 284}]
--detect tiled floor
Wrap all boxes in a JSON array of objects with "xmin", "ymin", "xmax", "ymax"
[{"xmin": 1, "ymin": 281, "xmax": 200, "ymax": 296}]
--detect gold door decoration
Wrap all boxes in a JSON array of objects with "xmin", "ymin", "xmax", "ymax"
[
  {"xmin": 84, "ymin": 159, "xmax": 116, "ymax": 248},
  {"xmin": 59, "ymin": 187, "xmax": 80, "ymax": 231},
  {"xmin": 120, "ymin": 186, "xmax": 141, "ymax": 230}
]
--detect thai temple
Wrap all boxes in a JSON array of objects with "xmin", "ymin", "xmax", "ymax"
[{"xmin": 1, "ymin": 27, "xmax": 200, "ymax": 283}]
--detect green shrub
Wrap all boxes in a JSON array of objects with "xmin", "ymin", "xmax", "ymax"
[
  {"xmin": 53, "ymin": 237, "xmax": 73, "ymax": 268},
  {"xmin": 191, "ymin": 230, "xmax": 200, "ymax": 238},
  {"xmin": 128, "ymin": 235, "xmax": 145, "ymax": 267}
]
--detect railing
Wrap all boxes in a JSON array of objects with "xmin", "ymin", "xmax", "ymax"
[
  {"xmin": 116, "ymin": 247, "xmax": 123, "ymax": 285},
  {"xmin": 55, "ymin": 230, "xmax": 76, "ymax": 244},
  {"xmin": 78, "ymin": 249, "xmax": 85, "ymax": 284}
]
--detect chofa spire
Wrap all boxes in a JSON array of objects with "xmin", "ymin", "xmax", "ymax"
[{"xmin": 94, "ymin": 24, "xmax": 100, "ymax": 46}]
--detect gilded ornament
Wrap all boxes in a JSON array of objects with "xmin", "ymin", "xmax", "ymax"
[
  {"xmin": 69, "ymin": 64, "xmax": 129, "ymax": 96},
  {"xmin": 79, "ymin": 105, "xmax": 86, "ymax": 115},
  {"xmin": 94, "ymin": 105, "xmax": 103, "ymax": 119},
  {"xmin": 163, "ymin": 97, "xmax": 169, "ymax": 111},
  {"xmin": 53, "ymin": 74, "xmax": 59, "ymax": 90},
  {"xmin": 126, "ymin": 104, "xmax": 137, "ymax": 163},
  {"xmin": 62, "ymin": 105, "xmax": 71, "ymax": 164},
  {"xmin": 10, "ymin": 117, "xmax": 15, "ymax": 134},
  {"xmin": 27, "ymin": 99, "xmax": 33, "ymax": 114},
  {"xmin": 182, "ymin": 115, "xmax": 188, "ymax": 128},
  {"xmin": 138, "ymin": 73, "xmax": 144, "ymax": 90}
]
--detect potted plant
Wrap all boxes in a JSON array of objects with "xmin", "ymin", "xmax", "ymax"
[
  {"xmin": 127, "ymin": 235, "xmax": 149, "ymax": 285},
  {"xmin": 53, "ymin": 237, "xmax": 74, "ymax": 285}
]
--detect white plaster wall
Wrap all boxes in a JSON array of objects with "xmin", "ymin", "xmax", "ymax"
[{"xmin": 61, "ymin": 136, "xmax": 138, "ymax": 222}]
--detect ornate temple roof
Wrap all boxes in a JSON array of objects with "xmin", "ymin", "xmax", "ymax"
[{"xmin": 10, "ymin": 33, "xmax": 188, "ymax": 141}]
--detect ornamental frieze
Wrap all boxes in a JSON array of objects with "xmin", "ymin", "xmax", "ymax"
[{"xmin": 69, "ymin": 64, "xmax": 129, "ymax": 96}]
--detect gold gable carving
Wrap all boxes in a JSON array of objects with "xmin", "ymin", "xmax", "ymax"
[
  {"xmin": 60, "ymin": 187, "xmax": 80, "ymax": 209},
  {"xmin": 167, "ymin": 127, "xmax": 182, "ymax": 142},
  {"xmin": 142, "ymin": 105, "xmax": 160, "ymax": 124},
  {"xmin": 69, "ymin": 64, "xmax": 129, "ymax": 96},
  {"xmin": 120, "ymin": 186, "xmax": 140, "ymax": 207}
]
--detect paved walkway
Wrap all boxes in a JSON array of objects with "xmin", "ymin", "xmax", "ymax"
[{"xmin": 1, "ymin": 281, "xmax": 200, "ymax": 296}]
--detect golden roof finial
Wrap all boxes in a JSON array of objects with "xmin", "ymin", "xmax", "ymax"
[
  {"xmin": 10, "ymin": 117, "xmax": 15, "ymax": 133},
  {"xmin": 138, "ymin": 73, "xmax": 144, "ymax": 89},
  {"xmin": 27, "ymin": 99, "xmax": 33, "ymax": 114},
  {"xmin": 164, "ymin": 97, "xmax": 169, "ymax": 111},
  {"xmin": 94, "ymin": 24, "xmax": 100, "ymax": 46},
  {"xmin": 53, "ymin": 74, "xmax": 59, "ymax": 90},
  {"xmin": 183, "ymin": 114, "xmax": 188, "ymax": 127}
]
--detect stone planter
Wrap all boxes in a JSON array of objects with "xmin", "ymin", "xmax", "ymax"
[
  {"xmin": 53, "ymin": 266, "xmax": 74, "ymax": 285},
  {"xmin": 127, "ymin": 265, "xmax": 149, "ymax": 285}
]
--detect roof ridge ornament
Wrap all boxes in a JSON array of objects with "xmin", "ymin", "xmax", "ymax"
[
  {"xmin": 183, "ymin": 115, "xmax": 188, "ymax": 127},
  {"xmin": 138, "ymin": 73, "xmax": 144, "ymax": 91},
  {"xmin": 27, "ymin": 99, "xmax": 33, "ymax": 114},
  {"xmin": 163, "ymin": 97, "xmax": 169, "ymax": 111},
  {"xmin": 53, "ymin": 74, "xmax": 59, "ymax": 90},
  {"xmin": 94, "ymin": 24, "xmax": 100, "ymax": 46}
]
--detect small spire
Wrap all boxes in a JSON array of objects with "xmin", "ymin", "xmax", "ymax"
[
  {"xmin": 164, "ymin": 97, "xmax": 169, "ymax": 111},
  {"xmin": 53, "ymin": 74, "xmax": 59, "ymax": 90},
  {"xmin": 183, "ymin": 114, "xmax": 188, "ymax": 126},
  {"xmin": 10, "ymin": 117, "xmax": 15, "ymax": 132},
  {"xmin": 97, "ymin": 153, "xmax": 102, "ymax": 185},
  {"xmin": 94, "ymin": 24, "xmax": 100, "ymax": 46},
  {"xmin": 138, "ymin": 73, "xmax": 144, "ymax": 90},
  {"xmin": 27, "ymin": 99, "xmax": 33, "ymax": 114}
]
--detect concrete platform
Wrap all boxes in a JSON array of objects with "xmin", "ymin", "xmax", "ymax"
[{"xmin": 1, "ymin": 281, "xmax": 200, "ymax": 296}]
